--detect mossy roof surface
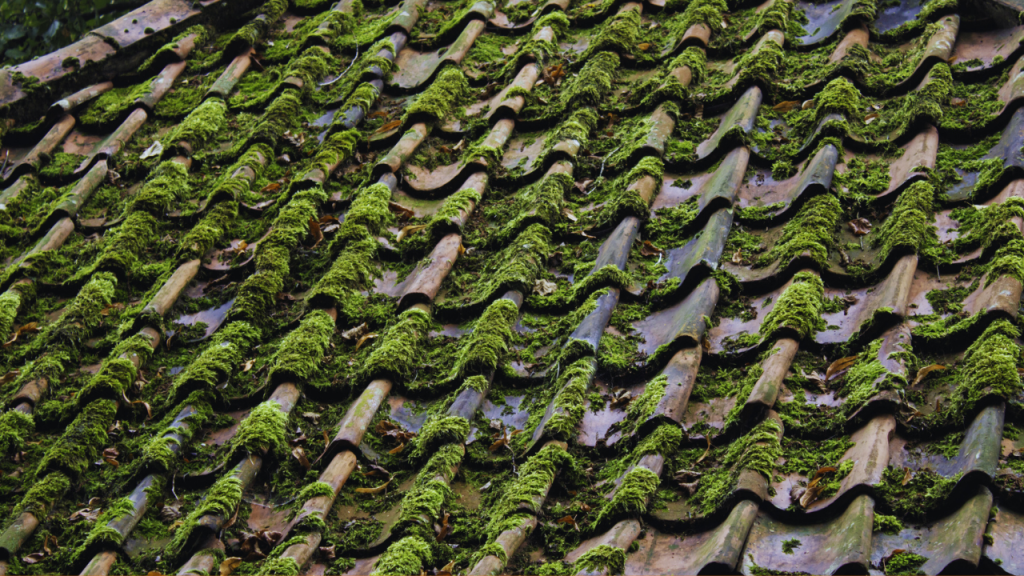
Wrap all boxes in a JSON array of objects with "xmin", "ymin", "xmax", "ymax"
[{"xmin": 1, "ymin": 0, "xmax": 1024, "ymax": 573}]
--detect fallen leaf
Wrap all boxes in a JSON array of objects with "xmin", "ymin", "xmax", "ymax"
[
  {"xmin": 696, "ymin": 436, "xmax": 712, "ymax": 464},
  {"xmin": 951, "ymin": 97, "xmax": 966, "ymax": 107},
  {"xmin": 292, "ymin": 446, "xmax": 311, "ymax": 470},
  {"xmin": 911, "ymin": 364, "xmax": 946, "ymax": 387},
  {"xmin": 374, "ymin": 119, "xmax": 401, "ymax": 134},
  {"xmin": 799, "ymin": 483, "xmax": 822, "ymax": 508},
  {"xmin": 533, "ymin": 279, "xmax": 557, "ymax": 296},
  {"xmin": 103, "ymin": 446, "xmax": 120, "ymax": 467},
  {"xmin": 22, "ymin": 553, "xmax": 46, "ymax": 565},
  {"xmin": 562, "ymin": 208, "xmax": 578, "ymax": 222},
  {"xmin": 131, "ymin": 400, "xmax": 153, "ymax": 419},
  {"xmin": 355, "ymin": 479, "xmax": 392, "ymax": 494},
  {"xmin": 355, "ymin": 333, "xmax": 378, "ymax": 351},
  {"xmin": 220, "ymin": 557, "xmax": 242, "ymax": 576},
  {"xmin": 389, "ymin": 443, "xmax": 405, "ymax": 455},
  {"xmin": 825, "ymin": 355, "xmax": 859, "ymax": 381},
  {"xmin": 243, "ymin": 359, "xmax": 256, "ymax": 372},
  {"xmin": 101, "ymin": 303, "xmax": 126, "ymax": 316},
  {"xmin": 864, "ymin": 112, "xmax": 880, "ymax": 124},
  {"xmin": 342, "ymin": 323, "xmax": 370, "ymax": 340},
  {"xmin": 489, "ymin": 437, "xmax": 508, "ymax": 452},
  {"xmin": 396, "ymin": 224, "xmax": 426, "ymax": 242},
  {"xmin": 438, "ymin": 560, "xmax": 456, "ymax": 576},
  {"xmin": 140, "ymin": 141, "xmax": 164, "ymax": 159},
  {"xmin": 772, "ymin": 100, "xmax": 801, "ymax": 113},
  {"xmin": 901, "ymin": 467, "xmax": 912, "ymax": 486},
  {"xmin": 0, "ymin": 371, "xmax": 20, "ymax": 384},
  {"xmin": 847, "ymin": 218, "xmax": 872, "ymax": 236},
  {"xmin": 435, "ymin": 511, "xmax": 451, "ymax": 542},
  {"xmin": 636, "ymin": 42, "xmax": 650, "ymax": 51},
  {"xmin": 574, "ymin": 179, "xmax": 594, "ymax": 193},
  {"xmin": 801, "ymin": 99, "xmax": 815, "ymax": 110},
  {"xmin": 308, "ymin": 218, "xmax": 324, "ymax": 248},
  {"xmin": 368, "ymin": 110, "xmax": 389, "ymax": 119},
  {"xmin": 3, "ymin": 322, "xmax": 38, "ymax": 346},
  {"xmin": 261, "ymin": 182, "xmax": 282, "ymax": 193},
  {"xmin": 388, "ymin": 202, "xmax": 415, "ymax": 219},
  {"xmin": 640, "ymin": 240, "xmax": 663, "ymax": 256},
  {"xmin": 556, "ymin": 515, "xmax": 579, "ymax": 531}
]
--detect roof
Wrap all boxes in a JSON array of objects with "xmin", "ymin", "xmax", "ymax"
[{"xmin": 0, "ymin": 0, "xmax": 1023, "ymax": 573}]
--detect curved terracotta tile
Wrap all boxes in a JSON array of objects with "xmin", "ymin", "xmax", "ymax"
[
  {"xmin": 818, "ymin": 255, "xmax": 916, "ymax": 345},
  {"xmin": 983, "ymin": 506, "xmax": 1024, "ymax": 572},
  {"xmin": 565, "ymin": 519, "xmax": 642, "ymax": 574},
  {"xmin": 627, "ymin": 500, "xmax": 759, "ymax": 574},
  {"xmin": 139, "ymin": 59, "xmax": 188, "ymax": 111},
  {"xmin": 2, "ymin": 113, "xmax": 76, "ymax": 182},
  {"xmin": 644, "ymin": 346, "xmax": 702, "ymax": 428},
  {"xmin": 870, "ymin": 485, "xmax": 992, "ymax": 574},
  {"xmin": 207, "ymin": 50, "xmax": 254, "ymax": 99},
  {"xmin": 0, "ymin": 36, "xmax": 117, "ymax": 107},
  {"xmin": 568, "ymin": 289, "xmax": 620, "ymax": 357},
  {"xmin": 743, "ymin": 337, "xmax": 799, "ymax": 417},
  {"xmin": 0, "ymin": 174, "xmax": 38, "ymax": 207},
  {"xmin": 635, "ymin": 276, "xmax": 719, "ymax": 358},
  {"xmin": 879, "ymin": 125, "xmax": 937, "ymax": 199},
  {"xmin": 874, "ymin": 0, "xmax": 929, "ymax": 34},
  {"xmin": 829, "ymin": 25, "xmax": 869, "ymax": 64},
  {"xmin": 737, "ymin": 144, "xmax": 837, "ymax": 223},
  {"xmin": 470, "ymin": 517, "xmax": 538, "ymax": 575},
  {"xmin": 946, "ymin": 106, "xmax": 1024, "ymax": 201},
  {"xmin": 374, "ymin": 122, "xmax": 428, "ymax": 178},
  {"xmin": 695, "ymin": 85, "xmax": 761, "ymax": 163},
  {"xmin": 85, "ymin": 107, "xmax": 148, "ymax": 171},
  {"xmin": 658, "ymin": 208, "xmax": 732, "ymax": 291},
  {"xmin": 795, "ymin": 0, "xmax": 861, "ymax": 47},
  {"xmin": 403, "ymin": 119, "xmax": 512, "ymax": 193},
  {"xmin": 91, "ymin": 0, "xmax": 201, "ymax": 50},
  {"xmin": 395, "ymin": 232, "xmax": 464, "ymax": 306},
  {"xmin": 49, "ymin": 82, "xmax": 113, "ymax": 119},
  {"xmin": 714, "ymin": 30, "xmax": 785, "ymax": 100},
  {"xmin": 488, "ymin": 0, "xmax": 570, "ymax": 29},
  {"xmin": 741, "ymin": 493, "xmax": 874, "ymax": 574},
  {"xmin": 391, "ymin": 20, "xmax": 487, "ymax": 90},
  {"xmin": 954, "ymin": 25, "xmax": 1024, "ymax": 77}
]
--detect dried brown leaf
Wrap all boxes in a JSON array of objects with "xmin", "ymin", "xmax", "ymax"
[
  {"xmin": 355, "ymin": 479, "xmax": 392, "ymax": 494},
  {"xmin": 825, "ymin": 355, "xmax": 859, "ymax": 381},
  {"xmin": 556, "ymin": 515, "xmax": 579, "ymax": 531},
  {"xmin": 396, "ymin": 224, "xmax": 426, "ymax": 242},
  {"xmin": 640, "ymin": 240, "xmax": 663, "ymax": 256},
  {"xmin": 901, "ymin": 467, "xmax": 912, "ymax": 486},
  {"xmin": 308, "ymin": 218, "xmax": 324, "ymax": 248},
  {"xmin": 3, "ymin": 322, "xmax": 38, "ymax": 346},
  {"xmin": 220, "ymin": 557, "xmax": 242, "ymax": 576},
  {"xmin": 696, "ymin": 436, "xmax": 712, "ymax": 463},
  {"xmin": 292, "ymin": 446, "xmax": 311, "ymax": 470},
  {"xmin": 355, "ymin": 332, "xmax": 378, "ymax": 351},
  {"xmin": 772, "ymin": 100, "xmax": 801, "ymax": 113},
  {"xmin": 374, "ymin": 119, "xmax": 401, "ymax": 134},
  {"xmin": 912, "ymin": 364, "xmax": 946, "ymax": 387},
  {"xmin": 847, "ymin": 218, "xmax": 872, "ymax": 236}
]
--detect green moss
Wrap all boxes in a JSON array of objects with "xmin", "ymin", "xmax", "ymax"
[
  {"xmin": 78, "ymin": 333, "xmax": 155, "ymax": 401},
  {"xmin": 363, "ymin": 307, "xmax": 432, "ymax": 382},
  {"xmin": 269, "ymin": 309, "xmax": 334, "ymax": 382},
  {"xmin": 873, "ymin": 514, "xmax": 903, "ymax": 534},
  {"xmin": 737, "ymin": 37, "xmax": 785, "ymax": 90},
  {"xmin": 874, "ymin": 181, "xmax": 942, "ymax": 263},
  {"xmin": 132, "ymin": 159, "xmax": 191, "ymax": 214},
  {"xmin": 545, "ymin": 358, "xmax": 597, "ymax": 440},
  {"xmin": 231, "ymin": 399, "xmax": 289, "ymax": 458},
  {"xmin": 163, "ymin": 97, "xmax": 227, "ymax": 151},
  {"xmin": 560, "ymin": 52, "xmax": 618, "ymax": 109},
  {"xmin": 781, "ymin": 538, "xmax": 801, "ymax": 554},
  {"xmin": 887, "ymin": 63, "xmax": 952, "ymax": 139},
  {"xmin": 169, "ymin": 473, "xmax": 243, "ymax": 555},
  {"xmin": 12, "ymin": 471, "xmax": 70, "ymax": 520},
  {"xmin": 37, "ymin": 399, "xmax": 116, "ymax": 479},
  {"xmin": 78, "ymin": 497, "xmax": 136, "ymax": 551},
  {"xmin": 545, "ymin": 108, "xmax": 599, "ymax": 150},
  {"xmin": 141, "ymin": 434, "xmax": 181, "ymax": 472},
  {"xmin": 138, "ymin": 25, "xmax": 210, "ymax": 74},
  {"xmin": 399, "ymin": 444, "xmax": 462, "ymax": 527},
  {"xmin": 258, "ymin": 557, "xmax": 301, "ymax": 576},
  {"xmin": 985, "ymin": 237, "xmax": 1024, "ymax": 286},
  {"xmin": 78, "ymin": 80, "xmax": 152, "ymax": 127},
  {"xmin": 252, "ymin": 91, "xmax": 303, "ymax": 146},
  {"xmin": 39, "ymin": 151, "xmax": 86, "ymax": 179},
  {"xmin": 952, "ymin": 197, "xmax": 1024, "ymax": 254},
  {"xmin": 305, "ymin": 233, "xmax": 378, "ymax": 320},
  {"xmin": 949, "ymin": 319, "xmax": 1022, "ymax": 417},
  {"xmin": 583, "ymin": 7, "xmax": 642, "ymax": 59},
  {"xmin": 491, "ymin": 172, "xmax": 572, "ymax": 244},
  {"xmin": 179, "ymin": 201, "xmax": 238, "ymax": 260},
  {"xmin": 371, "ymin": 536, "xmax": 433, "ymax": 575},
  {"xmin": 625, "ymin": 374, "xmax": 667, "ymax": 433},
  {"xmin": 297, "ymin": 481, "xmax": 334, "ymax": 502},
  {"xmin": 338, "ymin": 182, "xmax": 395, "ymax": 240},
  {"xmin": 760, "ymin": 271, "xmax": 826, "ymax": 340},
  {"xmin": 841, "ymin": 338, "xmax": 907, "ymax": 414},
  {"xmin": 574, "ymin": 544, "xmax": 625, "ymax": 575},
  {"xmin": 0, "ymin": 287, "xmax": 24, "ymax": 344},
  {"xmin": 449, "ymin": 298, "xmax": 518, "ymax": 380},
  {"xmin": 0, "ymin": 410, "xmax": 34, "ymax": 454},
  {"xmin": 885, "ymin": 552, "xmax": 927, "ymax": 576},
  {"xmin": 484, "ymin": 443, "xmax": 576, "ymax": 539},
  {"xmin": 673, "ymin": 0, "xmax": 728, "ymax": 39},
  {"xmin": 35, "ymin": 271, "xmax": 116, "ymax": 348},
  {"xmin": 313, "ymin": 129, "xmax": 360, "ymax": 176},
  {"xmin": 171, "ymin": 321, "xmax": 261, "ymax": 398},
  {"xmin": 410, "ymin": 415, "xmax": 470, "ymax": 459},
  {"xmin": 596, "ymin": 466, "xmax": 660, "ymax": 523},
  {"xmin": 403, "ymin": 66, "xmax": 473, "ymax": 124},
  {"xmin": 496, "ymin": 13, "xmax": 569, "ymax": 79},
  {"xmin": 691, "ymin": 418, "xmax": 781, "ymax": 514},
  {"xmin": 758, "ymin": 193, "xmax": 840, "ymax": 267},
  {"xmin": 816, "ymin": 77, "xmax": 861, "ymax": 121}
]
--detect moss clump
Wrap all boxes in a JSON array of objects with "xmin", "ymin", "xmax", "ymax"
[
  {"xmin": 841, "ymin": 338, "xmax": 907, "ymax": 414},
  {"xmin": 873, "ymin": 513, "xmax": 903, "ymax": 534},
  {"xmin": 171, "ymin": 321, "xmax": 261, "ymax": 398},
  {"xmin": 545, "ymin": 108, "xmax": 599, "ymax": 149},
  {"xmin": 141, "ymin": 434, "xmax": 182, "ymax": 472},
  {"xmin": 35, "ymin": 271, "xmax": 116, "ymax": 349},
  {"xmin": 758, "ymin": 193, "xmax": 840, "ymax": 267},
  {"xmin": 596, "ymin": 467, "xmax": 660, "ymax": 523},
  {"xmin": 363, "ymin": 307, "xmax": 432, "ymax": 382},
  {"xmin": 0, "ymin": 410, "xmax": 34, "ymax": 454},
  {"xmin": 252, "ymin": 91, "xmax": 303, "ymax": 145},
  {"xmin": 132, "ymin": 160, "xmax": 191, "ymax": 214},
  {"xmin": 78, "ymin": 333, "xmax": 155, "ymax": 401},
  {"xmin": 692, "ymin": 419, "xmax": 781, "ymax": 514},
  {"xmin": 39, "ymin": 151, "xmax": 86, "ymax": 179},
  {"xmin": 737, "ymin": 37, "xmax": 785, "ymax": 90},
  {"xmin": 574, "ymin": 545, "xmax": 626, "ymax": 575},
  {"xmin": 37, "ymin": 399, "xmax": 116, "ymax": 478},
  {"xmin": 545, "ymin": 358, "xmax": 597, "ymax": 440},
  {"xmin": 985, "ymin": 237, "xmax": 1024, "ymax": 286},
  {"xmin": 484, "ymin": 443, "xmax": 576, "ymax": 539},
  {"xmin": 449, "ymin": 298, "xmax": 518, "ymax": 380},
  {"xmin": 583, "ymin": 7, "xmax": 642, "ymax": 59},
  {"xmin": 137, "ymin": 25, "xmax": 210, "ymax": 74},
  {"xmin": 305, "ymin": 233, "xmax": 378, "ymax": 320},
  {"xmin": 12, "ymin": 471, "xmax": 70, "ymax": 520},
  {"xmin": 410, "ymin": 415, "xmax": 470, "ymax": 459},
  {"xmin": 815, "ymin": 77, "xmax": 861, "ymax": 121},
  {"xmin": 170, "ymin": 474, "xmax": 243, "ymax": 556},
  {"xmin": 230, "ymin": 399, "xmax": 289, "ymax": 458},
  {"xmin": 297, "ymin": 481, "xmax": 335, "ymax": 502},
  {"xmin": 491, "ymin": 173, "xmax": 572, "ymax": 244},
  {"xmin": 337, "ymin": 182, "xmax": 395, "ymax": 240},
  {"xmin": 269, "ymin": 309, "xmax": 334, "ymax": 382},
  {"xmin": 258, "ymin": 557, "xmax": 301, "ymax": 576},
  {"xmin": 422, "ymin": 186, "xmax": 480, "ymax": 240},
  {"xmin": 372, "ymin": 536, "xmax": 433, "ymax": 576},
  {"xmin": 403, "ymin": 66, "xmax": 472, "ymax": 124},
  {"xmin": 560, "ymin": 52, "xmax": 619, "ymax": 109},
  {"xmin": 888, "ymin": 63, "xmax": 952, "ymax": 138},
  {"xmin": 951, "ymin": 197, "xmax": 1024, "ymax": 254},
  {"xmin": 78, "ymin": 80, "xmax": 152, "ymax": 127},
  {"xmin": 625, "ymin": 374, "xmax": 667, "ymax": 432},
  {"xmin": 179, "ymin": 201, "xmax": 238, "ymax": 261},
  {"xmin": 163, "ymin": 97, "xmax": 227, "ymax": 150},
  {"xmin": 312, "ymin": 129, "xmax": 360, "ymax": 176},
  {"xmin": 0, "ymin": 287, "xmax": 25, "ymax": 344},
  {"xmin": 877, "ymin": 466, "xmax": 958, "ymax": 518},
  {"xmin": 674, "ymin": 0, "xmax": 728, "ymax": 38},
  {"xmin": 875, "ymin": 181, "xmax": 941, "ymax": 263},
  {"xmin": 884, "ymin": 552, "xmax": 927, "ymax": 575},
  {"xmin": 399, "ymin": 444, "xmax": 462, "ymax": 527},
  {"xmin": 760, "ymin": 271, "xmax": 826, "ymax": 340},
  {"xmin": 78, "ymin": 497, "xmax": 137, "ymax": 552},
  {"xmin": 949, "ymin": 319, "xmax": 1022, "ymax": 417}
]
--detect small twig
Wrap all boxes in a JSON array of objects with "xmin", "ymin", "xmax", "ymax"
[
  {"xmin": 588, "ymin": 146, "xmax": 621, "ymax": 194},
  {"xmin": 320, "ymin": 45, "xmax": 360, "ymax": 86},
  {"xmin": 1, "ymin": 150, "xmax": 8, "ymax": 175}
]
